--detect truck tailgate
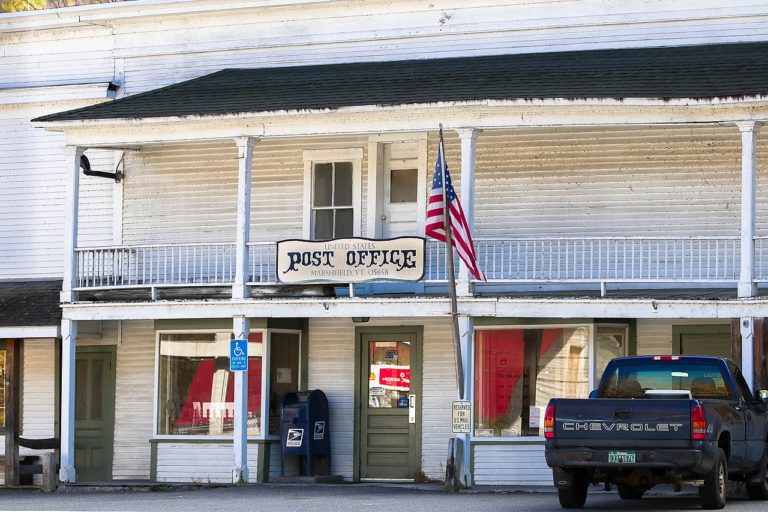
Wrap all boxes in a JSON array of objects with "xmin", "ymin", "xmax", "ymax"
[{"xmin": 553, "ymin": 398, "xmax": 691, "ymax": 446}]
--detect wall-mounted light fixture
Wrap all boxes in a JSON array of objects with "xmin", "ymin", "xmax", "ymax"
[{"xmin": 80, "ymin": 153, "xmax": 123, "ymax": 182}]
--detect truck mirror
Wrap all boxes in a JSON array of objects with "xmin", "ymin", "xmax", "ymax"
[
  {"xmin": 756, "ymin": 389, "xmax": 768, "ymax": 403},
  {"xmin": 588, "ymin": 390, "xmax": 598, "ymax": 399}
]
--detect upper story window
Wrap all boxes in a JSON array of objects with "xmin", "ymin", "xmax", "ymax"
[{"xmin": 303, "ymin": 148, "xmax": 362, "ymax": 240}]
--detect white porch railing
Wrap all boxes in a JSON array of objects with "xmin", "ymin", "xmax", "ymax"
[{"xmin": 75, "ymin": 236, "xmax": 759, "ymax": 290}]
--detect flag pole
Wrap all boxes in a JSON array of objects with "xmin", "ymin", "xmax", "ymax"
[{"xmin": 438, "ymin": 125, "xmax": 465, "ymax": 401}]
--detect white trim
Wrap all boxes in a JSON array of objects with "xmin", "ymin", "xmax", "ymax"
[
  {"xmin": 302, "ymin": 148, "xmax": 364, "ymax": 239},
  {"xmin": 0, "ymin": 326, "xmax": 59, "ymax": 338},
  {"xmin": 63, "ymin": 297, "xmax": 768, "ymax": 321},
  {"xmin": 0, "ymin": 83, "xmax": 112, "ymax": 105}
]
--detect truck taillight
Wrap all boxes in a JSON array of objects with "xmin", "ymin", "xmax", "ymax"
[
  {"xmin": 544, "ymin": 401, "xmax": 556, "ymax": 439},
  {"xmin": 691, "ymin": 403, "xmax": 707, "ymax": 440}
]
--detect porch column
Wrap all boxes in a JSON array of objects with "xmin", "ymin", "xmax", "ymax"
[
  {"xmin": 741, "ymin": 318, "xmax": 755, "ymax": 391},
  {"xmin": 457, "ymin": 315, "xmax": 474, "ymax": 487},
  {"xmin": 232, "ymin": 315, "xmax": 250, "ymax": 483},
  {"xmin": 59, "ymin": 319, "xmax": 77, "ymax": 483},
  {"xmin": 455, "ymin": 128, "xmax": 479, "ymax": 296},
  {"xmin": 61, "ymin": 146, "xmax": 84, "ymax": 304},
  {"xmin": 233, "ymin": 137, "xmax": 258, "ymax": 300},
  {"xmin": 736, "ymin": 122, "xmax": 761, "ymax": 298}
]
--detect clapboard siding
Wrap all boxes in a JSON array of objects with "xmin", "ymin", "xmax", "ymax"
[
  {"xmin": 112, "ymin": 320, "xmax": 154, "ymax": 480},
  {"xmin": 116, "ymin": 1, "xmax": 768, "ymax": 93},
  {"xmin": 0, "ymin": 102, "xmax": 115, "ymax": 279},
  {"xmin": 473, "ymin": 442, "xmax": 551, "ymax": 486},
  {"xmin": 472, "ymin": 126, "xmax": 753, "ymax": 238},
  {"xmin": 20, "ymin": 339, "xmax": 56, "ymax": 443},
  {"xmin": 0, "ymin": 26, "xmax": 113, "ymax": 87},
  {"xmin": 122, "ymin": 137, "xmax": 368, "ymax": 244},
  {"xmin": 155, "ymin": 442, "xmax": 261, "ymax": 483},
  {"xmin": 307, "ymin": 317, "xmax": 454, "ymax": 481},
  {"xmin": 635, "ymin": 319, "xmax": 731, "ymax": 356}
]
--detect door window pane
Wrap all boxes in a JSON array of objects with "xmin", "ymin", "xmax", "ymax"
[
  {"xmin": 76, "ymin": 361, "xmax": 88, "ymax": 420},
  {"xmin": 389, "ymin": 169, "xmax": 418, "ymax": 203},
  {"xmin": 91, "ymin": 359, "xmax": 103, "ymax": 420},
  {"xmin": 267, "ymin": 332, "xmax": 301, "ymax": 435},
  {"xmin": 368, "ymin": 340, "xmax": 411, "ymax": 409},
  {"xmin": 157, "ymin": 332, "xmax": 263, "ymax": 436},
  {"xmin": 474, "ymin": 327, "xmax": 590, "ymax": 437},
  {"xmin": 595, "ymin": 326, "xmax": 627, "ymax": 383}
]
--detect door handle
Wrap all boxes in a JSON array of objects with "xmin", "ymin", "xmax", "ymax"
[{"xmin": 408, "ymin": 394, "xmax": 416, "ymax": 424}]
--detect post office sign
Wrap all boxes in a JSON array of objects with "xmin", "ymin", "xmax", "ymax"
[{"xmin": 276, "ymin": 237, "xmax": 425, "ymax": 284}]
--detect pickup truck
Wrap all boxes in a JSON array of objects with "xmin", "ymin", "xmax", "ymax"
[{"xmin": 544, "ymin": 355, "xmax": 768, "ymax": 509}]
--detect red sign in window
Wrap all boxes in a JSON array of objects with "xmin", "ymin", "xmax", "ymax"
[{"xmin": 378, "ymin": 366, "xmax": 410, "ymax": 390}]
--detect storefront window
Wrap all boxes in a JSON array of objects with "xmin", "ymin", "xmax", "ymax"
[
  {"xmin": 157, "ymin": 332, "xmax": 263, "ymax": 436},
  {"xmin": 595, "ymin": 326, "xmax": 627, "ymax": 384},
  {"xmin": 474, "ymin": 327, "xmax": 590, "ymax": 437}
]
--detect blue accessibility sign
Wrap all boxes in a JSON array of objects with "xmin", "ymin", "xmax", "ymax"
[{"xmin": 230, "ymin": 339, "xmax": 248, "ymax": 372}]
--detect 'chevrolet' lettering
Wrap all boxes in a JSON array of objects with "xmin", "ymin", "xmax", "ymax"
[{"xmin": 561, "ymin": 422, "xmax": 684, "ymax": 432}]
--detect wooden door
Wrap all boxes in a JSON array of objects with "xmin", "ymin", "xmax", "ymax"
[{"xmin": 75, "ymin": 347, "xmax": 115, "ymax": 482}]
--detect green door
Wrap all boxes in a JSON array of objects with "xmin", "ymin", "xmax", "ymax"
[
  {"xmin": 674, "ymin": 325, "xmax": 732, "ymax": 359},
  {"xmin": 359, "ymin": 329, "xmax": 422, "ymax": 480},
  {"xmin": 75, "ymin": 346, "xmax": 116, "ymax": 482}
]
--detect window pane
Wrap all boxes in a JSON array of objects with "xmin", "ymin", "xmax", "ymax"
[
  {"xmin": 389, "ymin": 169, "xmax": 418, "ymax": 203},
  {"xmin": 268, "ymin": 332, "xmax": 301, "ymax": 435},
  {"xmin": 313, "ymin": 210, "xmax": 334, "ymax": 240},
  {"xmin": 313, "ymin": 163, "xmax": 333, "ymax": 207},
  {"xmin": 334, "ymin": 208, "xmax": 353, "ymax": 238},
  {"xmin": 334, "ymin": 162, "xmax": 353, "ymax": 206},
  {"xmin": 474, "ymin": 327, "xmax": 590, "ymax": 437},
  {"xmin": 368, "ymin": 340, "xmax": 411, "ymax": 409},
  {"xmin": 157, "ymin": 332, "xmax": 263, "ymax": 436},
  {"xmin": 595, "ymin": 327, "xmax": 626, "ymax": 383}
]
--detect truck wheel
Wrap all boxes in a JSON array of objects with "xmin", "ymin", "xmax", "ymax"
[
  {"xmin": 617, "ymin": 485, "xmax": 643, "ymax": 500},
  {"xmin": 746, "ymin": 458, "xmax": 768, "ymax": 500},
  {"xmin": 558, "ymin": 479, "xmax": 588, "ymax": 509},
  {"xmin": 699, "ymin": 448, "xmax": 727, "ymax": 509}
]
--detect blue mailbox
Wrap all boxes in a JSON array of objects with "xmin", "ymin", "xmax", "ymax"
[{"xmin": 280, "ymin": 389, "xmax": 330, "ymax": 477}]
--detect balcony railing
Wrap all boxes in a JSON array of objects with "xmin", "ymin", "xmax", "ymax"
[{"xmin": 74, "ymin": 236, "xmax": 764, "ymax": 291}]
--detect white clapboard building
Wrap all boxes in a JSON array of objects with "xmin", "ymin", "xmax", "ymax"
[{"xmin": 1, "ymin": 0, "xmax": 767, "ymax": 486}]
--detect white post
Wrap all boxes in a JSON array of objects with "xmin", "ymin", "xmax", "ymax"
[
  {"xmin": 232, "ymin": 315, "xmax": 250, "ymax": 483},
  {"xmin": 741, "ymin": 317, "xmax": 755, "ymax": 391},
  {"xmin": 61, "ymin": 146, "xmax": 84, "ymax": 303},
  {"xmin": 458, "ymin": 315, "xmax": 474, "ymax": 487},
  {"xmin": 59, "ymin": 318, "xmax": 77, "ymax": 483},
  {"xmin": 736, "ymin": 122, "xmax": 761, "ymax": 298},
  {"xmin": 455, "ymin": 128, "xmax": 479, "ymax": 296},
  {"xmin": 233, "ymin": 137, "xmax": 258, "ymax": 300}
]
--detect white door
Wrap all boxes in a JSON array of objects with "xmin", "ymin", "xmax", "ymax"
[{"xmin": 382, "ymin": 142, "xmax": 420, "ymax": 238}]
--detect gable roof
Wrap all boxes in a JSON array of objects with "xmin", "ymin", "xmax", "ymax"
[{"xmin": 35, "ymin": 41, "xmax": 768, "ymax": 123}]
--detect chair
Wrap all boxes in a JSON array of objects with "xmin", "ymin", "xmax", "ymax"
[{"xmin": 691, "ymin": 377, "xmax": 717, "ymax": 398}]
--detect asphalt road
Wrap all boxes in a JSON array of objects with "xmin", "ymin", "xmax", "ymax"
[{"xmin": 0, "ymin": 484, "xmax": 766, "ymax": 512}]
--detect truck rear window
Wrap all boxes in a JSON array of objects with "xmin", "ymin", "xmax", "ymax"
[{"xmin": 600, "ymin": 362, "xmax": 730, "ymax": 399}]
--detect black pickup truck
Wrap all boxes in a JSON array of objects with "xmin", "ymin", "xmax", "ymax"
[{"xmin": 544, "ymin": 355, "xmax": 768, "ymax": 509}]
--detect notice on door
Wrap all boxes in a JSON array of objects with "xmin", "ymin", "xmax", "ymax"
[{"xmin": 452, "ymin": 400, "xmax": 471, "ymax": 433}]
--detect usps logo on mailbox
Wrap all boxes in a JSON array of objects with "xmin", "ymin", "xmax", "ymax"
[
  {"xmin": 286, "ymin": 428, "xmax": 304, "ymax": 447},
  {"xmin": 314, "ymin": 421, "xmax": 325, "ymax": 440}
]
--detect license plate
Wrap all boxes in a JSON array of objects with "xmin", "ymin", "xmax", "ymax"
[{"xmin": 608, "ymin": 450, "xmax": 636, "ymax": 463}]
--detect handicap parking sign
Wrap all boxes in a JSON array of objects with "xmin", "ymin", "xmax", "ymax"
[{"xmin": 230, "ymin": 339, "xmax": 248, "ymax": 372}]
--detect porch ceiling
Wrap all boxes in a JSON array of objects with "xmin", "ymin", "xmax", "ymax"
[{"xmin": 34, "ymin": 41, "xmax": 768, "ymax": 124}]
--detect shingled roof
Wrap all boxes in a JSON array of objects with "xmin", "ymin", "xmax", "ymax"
[
  {"xmin": 0, "ymin": 280, "xmax": 62, "ymax": 328},
  {"xmin": 35, "ymin": 41, "xmax": 768, "ymax": 123}
]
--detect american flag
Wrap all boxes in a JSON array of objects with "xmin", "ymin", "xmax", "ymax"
[{"xmin": 425, "ymin": 132, "xmax": 485, "ymax": 281}]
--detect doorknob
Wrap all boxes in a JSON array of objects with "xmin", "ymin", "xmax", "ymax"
[{"xmin": 380, "ymin": 215, "xmax": 387, "ymax": 221}]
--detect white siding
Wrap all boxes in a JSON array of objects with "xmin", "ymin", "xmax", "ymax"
[
  {"xmin": 473, "ymin": 442, "xmax": 551, "ymax": 486},
  {"xmin": 20, "ymin": 339, "xmax": 56, "ymax": 444},
  {"xmin": 155, "ymin": 442, "xmax": 261, "ymax": 483},
  {"xmin": 636, "ymin": 319, "xmax": 731, "ymax": 356},
  {"xmin": 115, "ymin": 1, "xmax": 768, "ymax": 93},
  {"xmin": 112, "ymin": 320, "xmax": 155, "ymax": 480},
  {"xmin": 472, "ymin": 126, "xmax": 750, "ymax": 238},
  {"xmin": 0, "ymin": 25, "xmax": 113, "ymax": 87},
  {"xmin": 122, "ymin": 137, "xmax": 367, "ymax": 244},
  {"xmin": 0, "ymin": 102, "xmax": 115, "ymax": 279}
]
